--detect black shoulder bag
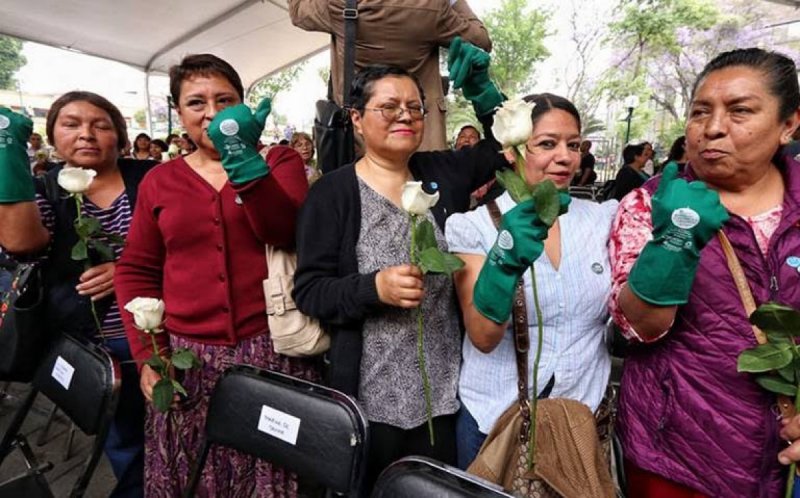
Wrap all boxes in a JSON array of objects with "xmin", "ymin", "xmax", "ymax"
[
  {"xmin": 314, "ymin": 0, "xmax": 357, "ymax": 175},
  {"xmin": 0, "ymin": 176, "xmax": 55, "ymax": 381}
]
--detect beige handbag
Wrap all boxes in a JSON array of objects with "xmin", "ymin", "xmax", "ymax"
[{"xmin": 263, "ymin": 246, "xmax": 330, "ymax": 357}]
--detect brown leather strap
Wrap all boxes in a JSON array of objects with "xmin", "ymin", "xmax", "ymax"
[
  {"xmin": 718, "ymin": 232, "xmax": 767, "ymax": 344},
  {"xmin": 487, "ymin": 200, "xmax": 532, "ymax": 442},
  {"xmin": 486, "ymin": 199, "xmax": 503, "ymax": 228},
  {"xmin": 718, "ymin": 232, "xmax": 795, "ymax": 418}
]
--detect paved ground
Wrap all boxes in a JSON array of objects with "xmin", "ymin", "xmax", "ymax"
[{"xmin": 0, "ymin": 382, "xmax": 116, "ymax": 497}]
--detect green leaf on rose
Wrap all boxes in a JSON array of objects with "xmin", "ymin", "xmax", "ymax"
[
  {"xmin": 71, "ymin": 240, "xmax": 88, "ymax": 261},
  {"xmin": 737, "ymin": 343, "xmax": 793, "ymax": 373},
  {"xmin": 101, "ymin": 232, "xmax": 126, "ymax": 245},
  {"xmin": 152, "ymin": 378, "xmax": 174, "ymax": 412},
  {"xmin": 89, "ymin": 240, "xmax": 115, "ymax": 262},
  {"xmin": 750, "ymin": 303, "xmax": 800, "ymax": 337},
  {"xmin": 144, "ymin": 354, "xmax": 166, "ymax": 371},
  {"xmin": 417, "ymin": 247, "xmax": 465, "ymax": 276},
  {"xmin": 764, "ymin": 327, "xmax": 795, "ymax": 346},
  {"xmin": 777, "ymin": 362, "xmax": 796, "ymax": 384},
  {"xmin": 496, "ymin": 169, "xmax": 532, "ymax": 203},
  {"xmin": 171, "ymin": 348, "xmax": 200, "ymax": 370},
  {"xmin": 171, "ymin": 379, "xmax": 188, "ymax": 397},
  {"xmin": 414, "ymin": 219, "xmax": 438, "ymax": 254},
  {"xmin": 754, "ymin": 374, "xmax": 797, "ymax": 397},
  {"xmin": 75, "ymin": 216, "xmax": 101, "ymax": 238},
  {"xmin": 531, "ymin": 180, "xmax": 560, "ymax": 227}
]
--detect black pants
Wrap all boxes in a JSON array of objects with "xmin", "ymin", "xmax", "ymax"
[{"xmin": 364, "ymin": 414, "xmax": 457, "ymax": 493}]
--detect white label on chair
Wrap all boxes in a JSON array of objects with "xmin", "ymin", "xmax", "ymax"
[
  {"xmin": 257, "ymin": 405, "xmax": 300, "ymax": 445},
  {"xmin": 51, "ymin": 356, "xmax": 75, "ymax": 390}
]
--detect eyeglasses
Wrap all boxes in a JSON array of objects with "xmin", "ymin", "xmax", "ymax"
[{"xmin": 363, "ymin": 105, "xmax": 426, "ymax": 121}]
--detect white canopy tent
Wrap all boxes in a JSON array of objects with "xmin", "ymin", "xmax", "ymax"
[{"xmin": 0, "ymin": 0, "xmax": 329, "ymax": 129}]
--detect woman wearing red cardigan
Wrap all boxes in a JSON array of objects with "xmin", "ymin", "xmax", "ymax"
[{"xmin": 115, "ymin": 54, "xmax": 318, "ymax": 497}]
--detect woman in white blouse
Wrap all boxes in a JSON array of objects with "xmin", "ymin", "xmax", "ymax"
[{"xmin": 445, "ymin": 93, "xmax": 618, "ymax": 469}]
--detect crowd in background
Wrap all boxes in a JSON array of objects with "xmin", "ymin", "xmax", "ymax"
[{"xmin": 5, "ymin": 2, "xmax": 800, "ymax": 498}]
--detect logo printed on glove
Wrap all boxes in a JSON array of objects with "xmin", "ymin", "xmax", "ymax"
[
  {"xmin": 219, "ymin": 119, "xmax": 239, "ymax": 136},
  {"xmin": 0, "ymin": 115, "xmax": 9, "ymax": 130},
  {"xmin": 497, "ymin": 230, "xmax": 514, "ymax": 250},
  {"xmin": 671, "ymin": 208, "xmax": 700, "ymax": 230}
]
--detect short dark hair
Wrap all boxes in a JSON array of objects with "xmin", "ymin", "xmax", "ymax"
[
  {"xmin": 692, "ymin": 48, "xmax": 800, "ymax": 121},
  {"xmin": 169, "ymin": 54, "xmax": 244, "ymax": 105},
  {"xmin": 458, "ymin": 125, "xmax": 481, "ymax": 137},
  {"xmin": 663, "ymin": 135, "xmax": 686, "ymax": 165},
  {"xmin": 133, "ymin": 132, "xmax": 151, "ymax": 152},
  {"xmin": 350, "ymin": 65, "xmax": 426, "ymax": 112},
  {"xmin": 522, "ymin": 93, "xmax": 582, "ymax": 131},
  {"xmin": 151, "ymin": 139, "xmax": 168, "ymax": 151},
  {"xmin": 623, "ymin": 143, "xmax": 646, "ymax": 165},
  {"xmin": 180, "ymin": 132, "xmax": 197, "ymax": 152},
  {"xmin": 46, "ymin": 91, "xmax": 128, "ymax": 150}
]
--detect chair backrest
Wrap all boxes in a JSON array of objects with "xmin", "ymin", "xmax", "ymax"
[
  {"xmin": 204, "ymin": 365, "xmax": 368, "ymax": 494},
  {"xmin": 568, "ymin": 186, "xmax": 596, "ymax": 201},
  {"xmin": 32, "ymin": 333, "xmax": 120, "ymax": 435},
  {"xmin": 371, "ymin": 457, "xmax": 513, "ymax": 498}
]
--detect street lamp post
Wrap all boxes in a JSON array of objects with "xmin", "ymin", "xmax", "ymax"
[{"xmin": 623, "ymin": 95, "xmax": 639, "ymax": 144}]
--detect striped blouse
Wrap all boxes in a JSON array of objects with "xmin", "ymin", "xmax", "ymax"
[
  {"xmin": 445, "ymin": 192, "xmax": 617, "ymax": 434},
  {"xmin": 36, "ymin": 191, "xmax": 132, "ymax": 340}
]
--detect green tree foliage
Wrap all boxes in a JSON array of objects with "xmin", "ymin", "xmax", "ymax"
[
  {"xmin": 602, "ymin": 0, "xmax": 793, "ymax": 147},
  {"xmin": 602, "ymin": 0, "xmax": 718, "ymax": 102},
  {"xmin": 133, "ymin": 109, "xmax": 147, "ymax": 129},
  {"xmin": 0, "ymin": 36, "xmax": 26, "ymax": 90},
  {"xmin": 247, "ymin": 61, "xmax": 308, "ymax": 106},
  {"xmin": 559, "ymin": 0, "xmax": 613, "ymax": 136},
  {"xmin": 446, "ymin": 0, "xmax": 551, "ymax": 141},
  {"xmin": 483, "ymin": 0, "xmax": 551, "ymax": 96}
]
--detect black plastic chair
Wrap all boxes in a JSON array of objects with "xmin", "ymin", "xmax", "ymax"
[
  {"xmin": 0, "ymin": 333, "xmax": 121, "ymax": 497},
  {"xmin": 371, "ymin": 456, "xmax": 512, "ymax": 498},
  {"xmin": 183, "ymin": 365, "xmax": 368, "ymax": 497}
]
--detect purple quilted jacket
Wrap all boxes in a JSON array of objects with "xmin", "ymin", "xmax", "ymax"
[{"xmin": 618, "ymin": 157, "xmax": 800, "ymax": 498}]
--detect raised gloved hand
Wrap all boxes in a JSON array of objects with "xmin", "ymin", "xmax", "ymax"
[
  {"xmin": 207, "ymin": 98, "xmax": 271, "ymax": 184},
  {"xmin": 448, "ymin": 36, "xmax": 504, "ymax": 117},
  {"xmin": 0, "ymin": 107, "xmax": 35, "ymax": 203},
  {"xmin": 474, "ymin": 192, "xmax": 571, "ymax": 323},
  {"xmin": 627, "ymin": 163, "xmax": 729, "ymax": 306}
]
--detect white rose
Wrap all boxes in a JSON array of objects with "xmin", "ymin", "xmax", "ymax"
[
  {"xmin": 57, "ymin": 167, "xmax": 96, "ymax": 194},
  {"xmin": 124, "ymin": 297, "xmax": 165, "ymax": 332},
  {"xmin": 491, "ymin": 99, "xmax": 536, "ymax": 147},
  {"xmin": 401, "ymin": 181, "xmax": 440, "ymax": 216}
]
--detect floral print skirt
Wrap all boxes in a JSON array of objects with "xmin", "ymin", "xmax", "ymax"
[{"xmin": 144, "ymin": 333, "xmax": 320, "ymax": 498}]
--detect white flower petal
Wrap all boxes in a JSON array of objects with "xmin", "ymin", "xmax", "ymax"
[
  {"xmin": 492, "ymin": 99, "xmax": 536, "ymax": 147},
  {"xmin": 401, "ymin": 181, "xmax": 439, "ymax": 215},
  {"xmin": 57, "ymin": 167, "xmax": 96, "ymax": 194},
  {"xmin": 124, "ymin": 297, "xmax": 165, "ymax": 332}
]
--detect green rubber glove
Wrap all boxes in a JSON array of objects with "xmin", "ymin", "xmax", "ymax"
[
  {"xmin": 207, "ymin": 98, "xmax": 271, "ymax": 184},
  {"xmin": 448, "ymin": 36, "xmax": 504, "ymax": 117},
  {"xmin": 474, "ymin": 192, "xmax": 571, "ymax": 324},
  {"xmin": 0, "ymin": 107, "xmax": 35, "ymax": 203},
  {"xmin": 627, "ymin": 163, "xmax": 729, "ymax": 306}
]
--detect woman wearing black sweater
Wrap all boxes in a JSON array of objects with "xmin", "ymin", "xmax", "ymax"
[{"xmin": 294, "ymin": 64, "xmax": 509, "ymax": 489}]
